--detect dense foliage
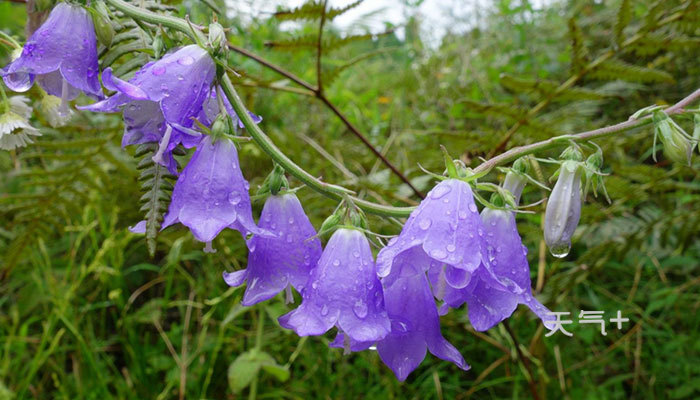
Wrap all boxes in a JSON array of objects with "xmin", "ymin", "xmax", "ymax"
[{"xmin": 1, "ymin": 0, "xmax": 699, "ymax": 398}]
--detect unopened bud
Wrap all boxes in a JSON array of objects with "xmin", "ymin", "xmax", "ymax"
[
  {"xmin": 208, "ymin": 22, "xmax": 226, "ymax": 55},
  {"xmin": 559, "ymin": 145, "xmax": 583, "ymax": 162},
  {"xmin": 89, "ymin": 3, "xmax": 114, "ymax": 48},
  {"xmin": 544, "ymin": 160, "xmax": 582, "ymax": 258},
  {"xmin": 653, "ymin": 111, "xmax": 692, "ymax": 166}
]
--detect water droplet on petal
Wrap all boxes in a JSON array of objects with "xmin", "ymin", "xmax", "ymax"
[
  {"xmin": 353, "ymin": 300, "xmax": 368, "ymax": 318},
  {"xmin": 458, "ymin": 211, "xmax": 468, "ymax": 219},
  {"xmin": 419, "ymin": 218, "xmax": 432, "ymax": 230},
  {"xmin": 469, "ymin": 203, "xmax": 478, "ymax": 213},
  {"xmin": 430, "ymin": 183, "xmax": 452, "ymax": 199},
  {"xmin": 152, "ymin": 66, "xmax": 166, "ymax": 76},
  {"xmin": 333, "ymin": 259, "xmax": 340, "ymax": 267},
  {"xmin": 178, "ymin": 56, "xmax": 194, "ymax": 65},
  {"xmin": 430, "ymin": 249, "xmax": 447, "ymax": 259},
  {"xmin": 228, "ymin": 192, "xmax": 241, "ymax": 205},
  {"xmin": 446, "ymin": 244, "xmax": 456, "ymax": 252},
  {"xmin": 320, "ymin": 304, "xmax": 329, "ymax": 316}
]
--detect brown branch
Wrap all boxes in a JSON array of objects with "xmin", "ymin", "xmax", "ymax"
[
  {"xmin": 225, "ymin": 42, "xmax": 425, "ymax": 199},
  {"xmin": 316, "ymin": 0, "xmax": 328, "ymax": 94}
]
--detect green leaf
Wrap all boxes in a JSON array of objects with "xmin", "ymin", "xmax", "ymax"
[{"xmin": 228, "ymin": 350, "xmax": 287, "ymax": 393}]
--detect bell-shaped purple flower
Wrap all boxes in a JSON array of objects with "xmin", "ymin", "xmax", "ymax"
[
  {"xmin": 161, "ymin": 136, "xmax": 266, "ymax": 248},
  {"xmin": 377, "ymin": 179, "xmax": 485, "ymax": 290},
  {"xmin": 279, "ymin": 228, "xmax": 391, "ymax": 343},
  {"xmin": 223, "ymin": 193, "xmax": 322, "ymax": 306},
  {"xmin": 80, "ymin": 45, "xmax": 216, "ymax": 173},
  {"xmin": 432, "ymin": 208, "xmax": 554, "ymax": 331},
  {"xmin": 544, "ymin": 160, "xmax": 582, "ymax": 258},
  {"xmin": 1, "ymin": 2, "xmax": 101, "ymax": 107},
  {"xmin": 331, "ymin": 271, "xmax": 469, "ymax": 381}
]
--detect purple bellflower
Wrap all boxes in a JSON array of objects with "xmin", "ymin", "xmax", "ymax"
[
  {"xmin": 223, "ymin": 192, "xmax": 322, "ymax": 306},
  {"xmin": 1, "ymin": 2, "xmax": 101, "ymax": 114},
  {"xmin": 376, "ymin": 179, "xmax": 486, "ymax": 291},
  {"xmin": 81, "ymin": 45, "xmax": 216, "ymax": 174},
  {"xmin": 160, "ymin": 135, "xmax": 268, "ymax": 250},
  {"xmin": 331, "ymin": 271, "xmax": 469, "ymax": 381},
  {"xmin": 430, "ymin": 173, "xmax": 554, "ymax": 331},
  {"xmin": 279, "ymin": 228, "xmax": 391, "ymax": 343}
]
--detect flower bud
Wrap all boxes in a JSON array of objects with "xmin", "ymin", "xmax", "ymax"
[
  {"xmin": 544, "ymin": 160, "xmax": 582, "ymax": 258},
  {"xmin": 210, "ymin": 114, "xmax": 229, "ymax": 139},
  {"xmin": 559, "ymin": 145, "xmax": 583, "ymax": 162},
  {"xmin": 503, "ymin": 170, "xmax": 527, "ymax": 205},
  {"xmin": 319, "ymin": 212, "xmax": 342, "ymax": 237},
  {"xmin": 653, "ymin": 111, "xmax": 692, "ymax": 166},
  {"xmin": 208, "ymin": 22, "xmax": 226, "ymax": 56},
  {"xmin": 89, "ymin": 3, "xmax": 114, "ymax": 48}
]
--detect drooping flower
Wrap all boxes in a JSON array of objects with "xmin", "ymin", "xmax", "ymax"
[
  {"xmin": 331, "ymin": 271, "xmax": 469, "ymax": 381},
  {"xmin": 279, "ymin": 228, "xmax": 391, "ymax": 343},
  {"xmin": 432, "ymin": 207, "xmax": 554, "ymax": 331},
  {"xmin": 0, "ymin": 96, "xmax": 40, "ymax": 150},
  {"xmin": 429, "ymin": 172, "xmax": 554, "ymax": 331},
  {"xmin": 1, "ymin": 3, "xmax": 101, "ymax": 109},
  {"xmin": 223, "ymin": 192, "xmax": 322, "ymax": 306},
  {"xmin": 160, "ymin": 135, "xmax": 268, "ymax": 250},
  {"xmin": 544, "ymin": 160, "xmax": 583, "ymax": 258},
  {"xmin": 376, "ymin": 179, "xmax": 486, "ymax": 291},
  {"xmin": 80, "ymin": 45, "xmax": 216, "ymax": 173}
]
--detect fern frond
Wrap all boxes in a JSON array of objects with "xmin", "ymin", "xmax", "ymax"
[
  {"xmin": 134, "ymin": 143, "xmax": 176, "ymax": 257},
  {"xmin": 589, "ymin": 59, "xmax": 673, "ymax": 83},
  {"xmin": 322, "ymin": 47, "xmax": 397, "ymax": 87},
  {"xmin": 614, "ymin": 0, "xmax": 632, "ymax": 46},
  {"xmin": 273, "ymin": 1, "xmax": 325, "ymax": 21},
  {"xmin": 568, "ymin": 17, "xmax": 589, "ymax": 74},
  {"xmin": 499, "ymin": 74, "xmax": 610, "ymax": 102}
]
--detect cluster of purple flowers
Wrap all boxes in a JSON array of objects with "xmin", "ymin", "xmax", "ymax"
[{"xmin": 1, "ymin": 3, "xmax": 559, "ymax": 382}]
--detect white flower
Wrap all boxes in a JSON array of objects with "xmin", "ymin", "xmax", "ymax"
[
  {"xmin": 0, "ymin": 96, "xmax": 40, "ymax": 150},
  {"xmin": 39, "ymin": 94, "xmax": 73, "ymax": 128}
]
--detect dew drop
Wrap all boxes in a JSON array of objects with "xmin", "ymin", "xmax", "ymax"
[
  {"xmin": 352, "ymin": 251, "xmax": 360, "ymax": 258},
  {"xmin": 549, "ymin": 242, "xmax": 571, "ymax": 258},
  {"xmin": 430, "ymin": 183, "xmax": 452, "ymax": 199},
  {"xmin": 178, "ymin": 56, "xmax": 195, "ymax": 65},
  {"xmin": 430, "ymin": 249, "xmax": 447, "ymax": 259},
  {"xmin": 469, "ymin": 203, "xmax": 478, "ymax": 213},
  {"xmin": 419, "ymin": 218, "xmax": 432, "ymax": 230},
  {"xmin": 333, "ymin": 259, "xmax": 340, "ymax": 267},
  {"xmin": 446, "ymin": 244, "xmax": 456, "ymax": 252},
  {"xmin": 320, "ymin": 304, "xmax": 329, "ymax": 316},
  {"xmin": 151, "ymin": 66, "xmax": 166, "ymax": 76},
  {"xmin": 458, "ymin": 211, "xmax": 468, "ymax": 219},
  {"xmin": 353, "ymin": 300, "xmax": 368, "ymax": 318},
  {"xmin": 228, "ymin": 192, "xmax": 241, "ymax": 205}
]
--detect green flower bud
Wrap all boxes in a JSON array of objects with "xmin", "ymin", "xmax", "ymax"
[
  {"xmin": 210, "ymin": 114, "xmax": 229, "ymax": 140},
  {"xmin": 693, "ymin": 113, "xmax": 700, "ymax": 154},
  {"xmin": 559, "ymin": 145, "xmax": 583, "ymax": 162},
  {"xmin": 511, "ymin": 157, "xmax": 530, "ymax": 174},
  {"xmin": 653, "ymin": 111, "xmax": 692, "ymax": 166},
  {"xmin": 319, "ymin": 213, "xmax": 342, "ymax": 237},
  {"xmin": 89, "ymin": 3, "xmax": 114, "ymax": 48},
  {"xmin": 208, "ymin": 22, "xmax": 226, "ymax": 55},
  {"xmin": 152, "ymin": 34, "xmax": 165, "ymax": 60}
]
